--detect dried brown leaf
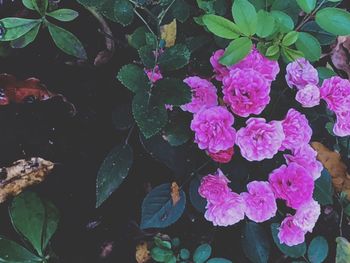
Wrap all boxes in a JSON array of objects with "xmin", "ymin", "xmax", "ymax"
[
  {"xmin": 170, "ymin": 182, "xmax": 180, "ymax": 206},
  {"xmin": 160, "ymin": 19, "xmax": 177, "ymax": 48},
  {"xmin": 0, "ymin": 157, "xmax": 54, "ymax": 203},
  {"xmin": 311, "ymin": 142, "xmax": 350, "ymax": 200},
  {"xmin": 135, "ymin": 241, "xmax": 150, "ymax": 263},
  {"xmin": 331, "ymin": 37, "xmax": 350, "ymax": 79}
]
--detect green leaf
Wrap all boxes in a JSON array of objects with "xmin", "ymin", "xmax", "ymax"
[
  {"xmin": 0, "ymin": 18, "xmax": 41, "ymax": 41},
  {"xmin": 219, "ymin": 37, "xmax": 252, "ymax": 66},
  {"xmin": 47, "ymin": 9, "xmax": 79, "ymax": 22},
  {"xmin": 256, "ymin": 10, "xmax": 276, "ymax": 38},
  {"xmin": 32, "ymin": 0, "xmax": 48, "ymax": 16},
  {"xmin": 270, "ymin": 11, "xmax": 294, "ymax": 33},
  {"xmin": 47, "ymin": 22, "xmax": 87, "ymax": 59},
  {"xmin": 282, "ymin": 31, "xmax": 299, "ymax": 46},
  {"xmin": 127, "ymin": 26, "xmax": 147, "ymax": 49},
  {"xmin": 281, "ymin": 46, "xmax": 304, "ymax": 62},
  {"xmin": 242, "ymin": 222, "xmax": 270, "ymax": 263},
  {"xmin": 344, "ymin": 204, "xmax": 350, "ymax": 217},
  {"xmin": 295, "ymin": 32, "xmax": 321, "ymax": 62},
  {"xmin": 112, "ymin": 102, "xmax": 133, "ymax": 131},
  {"xmin": 117, "ymin": 64, "xmax": 150, "ymax": 93},
  {"xmin": 132, "ymin": 91, "xmax": 168, "ymax": 139},
  {"xmin": 151, "ymin": 246, "xmax": 173, "ymax": 262},
  {"xmin": 301, "ymin": 21, "xmax": 336, "ymax": 46},
  {"xmin": 316, "ymin": 8, "xmax": 350, "ymax": 36},
  {"xmin": 336, "ymin": 237, "xmax": 350, "ymax": 263},
  {"xmin": 266, "ymin": 44, "xmax": 280, "ymax": 57},
  {"xmin": 185, "ymin": 35, "xmax": 211, "ymax": 53},
  {"xmin": 317, "ymin": 67, "xmax": 337, "ymax": 84},
  {"xmin": 313, "ymin": 169, "xmax": 334, "ymax": 205},
  {"xmin": 0, "ymin": 236, "xmax": 42, "ymax": 263},
  {"xmin": 154, "ymin": 78, "xmax": 191, "ymax": 106},
  {"xmin": 10, "ymin": 23, "xmax": 40, "ymax": 48},
  {"xmin": 232, "ymin": 0, "xmax": 257, "ymax": 36},
  {"xmin": 189, "ymin": 176, "xmax": 206, "ymax": 213},
  {"xmin": 308, "ymin": 236, "xmax": 328, "ymax": 263},
  {"xmin": 271, "ymin": 0, "xmax": 301, "ymax": 23},
  {"xmin": 296, "ymin": 0, "xmax": 316, "ymax": 14},
  {"xmin": 193, "ymin": 244, "xmax": 212, "ymax": 263},
  {"xmin": 10, "ymin": 192, "xmax": 59, "ymax": 256},
  {"xmin": 138, "ymin": 45, "xmax": 156, "ymax": 68},
  {"xmin": 202, "ymin": 14, "xmax": 240, "ymax": 39},
  {"xmin": 163, "ymin": 113, "xmax": 191, "ymax": 146},
  {"xmin": 180, "ymin": 249, "xmax": 190, "ymax": 260},
  {"xmin": 271, "ymin": 223, "xmax": 307, "ymax": 258},
  {"xmin": 140, "ymin": 183, "xmax": 186, "ymax": 229},
  {"xmin": 113, "ymin": 0, "xmax": 134, "ymax": 26},
  {"xmin": 22, "ymin": 0, "xmax": 35, "ymax": 10},
  {"xmin": 96, "ymin": 144, "xmax": 133, "ymax": 207},
  {"xmin": 154, "ymin": 237, "xmax": 172, "ymax": 249},
  {"xmin": 207, "ymin": 259, "xmax": 232, "ymax": 263},
  {"xmin": 159, "ymin": 44, "xmax": 191, "ymax": 71},
  {"xmin": 172, "ymin": 0, "xmax": 190, "ymax": 23}
]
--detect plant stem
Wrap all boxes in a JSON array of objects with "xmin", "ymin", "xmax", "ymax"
[
  {"xmin": 179, "ymin": 161, "xmax": 210, "ymax": 189},
  {"xmin": 296, "ymin": 0, "xmax": 326, "ymax": 31},
  {"xmin": 303, "ymin": 256, "xmax": 311, "ymax": 263},
  {"xmin": 133, "ymin": 8, "xmax": 157, "ymax": 37},
  {"xmin": 339, "ymin": 205, "xmax": 344, "ymax": 237},
  {"xmin": 125, "ymin": 124, "xmax": 135, "ymax": 145}
]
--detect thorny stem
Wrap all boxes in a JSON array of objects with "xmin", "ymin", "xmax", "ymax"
[
  {"xmin": 295, "ymin": 0, "xmax": 327, "ymax": 31},
  {"xmin": 125, "ymin": 124, "xmax": 135, "ymax": 145}
]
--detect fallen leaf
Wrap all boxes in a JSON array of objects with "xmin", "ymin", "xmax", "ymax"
[
  {"xmin": 331, "ymin": 36, "xmax": 350, "ymax": 79},
  {"xmin": 311, "ymin": 142, "xmax": 350, "ymax": 200},
  {"xmin": 170, "ymin": 182, "xmax": 180, "ymax": 206},
  {"xmin": 0, "ymin": 157, "xmax": 54, "ymax": 203},
  {"xmin": 336, "ymin": 237, "xmax": 350, "ymax": 263},
  {"xmin": 135, "ymin": 241, "xmax": 150, "ymax": 263},
  {"xmin": 160, "ymin": 19, "xmax": 177, "ymax": 48}
]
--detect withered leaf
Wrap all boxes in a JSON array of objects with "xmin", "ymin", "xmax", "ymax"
[
  {"xmin": 160, "ymin": 19, "xmax": 177, "ymax": 48},
  {"xmin": 0, "ymin": 157, "xmax": 54, "ymax": 203},
  {"xmin": 135, "ymin": 241, "xmax": 150, "ymax": 263},
  {"xmin": 311, "ymin": 142, "xmax": 350, "ymax": 200},
  {"xmin": 331, "ymin": 36, "xmax": 350, "ymax": 80},
  {"xmin": 170, "ymin": 182, "xmax": 180, "ymax": 206}
]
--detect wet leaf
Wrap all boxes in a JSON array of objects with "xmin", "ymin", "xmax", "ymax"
[
  {"xmin": 0, "ymin": 236, "xmax": 42, "ymax": 262},
  {"xmin": 193, "ymin": 244, "xmax": 212, "ymax": 263},
  {"xmin": 307, "ymin": 236, "xmax": 328, "ymax": 263},
  {"xmin": 0, "ymin": 18, "xmax": 41, "ymax": 41},
  {"xmin": 313, "ymin": 169, "xmax": 334, "ymax": 205}
]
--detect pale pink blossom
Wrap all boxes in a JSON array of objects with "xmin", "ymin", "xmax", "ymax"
[
  {"xmin": 241, "ymin": 181, "xmax": 277, "ymax": 222},
  {"xmin": 236, "ymin": 118, "xmax": 284, "ymax": 161},
  {"xmin": 334, "ymin": 110, "xmax": 350, "ymax": 137},
  {"xmin": 204, "ymin": 192, "xmax": 245, "ymax": 226},
  {"xmin": 207, "ymin": 147, "xmax": 234, "ymax": 163},
  {"xmin": 293, "ymin": 199, "xmax": 321, "ymax": 233},
  {"xmin": 222, "ymin": 69, "xmax": 271, "ymax": 117},
  {"xmin": 296, "ymin": 84, "xmax": 321, "ymax": 108},
  {"xmin": 285, "ymin": 58, "xmax": 318, "ymax": 89},
  {"xmin": 210, "ymin": 49, "xmax": 229, "ymax": 81},
  {"xmin": 269, "ymin": 163, "xmax": 314, "ymax": 209},
  {"xmin": 280, "ymin": 109, "xmax": 312, "ymax": 151},
  {"xmin": 284, "ymin": 144, "xmax": 322, "ymax": 180},
  {"xmin": 278, "ymin": 215, "xmax": 306, "ymax": 246},
  {"xmin": 181, "ymin": 76, "xmax": 218, "ymax": 113},
  {"xmin": 190, "ymin": 106, "xmax": 236, "ymax": 153},
  {"xmin": 320, "ymin": 76, "xmax": 350, "ymax": 113}
]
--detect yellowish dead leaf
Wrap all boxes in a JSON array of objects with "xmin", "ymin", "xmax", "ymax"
[
  {"xmin": 135, "ymin": 241, "xmax": 150, "ymax": 263},
  {"xmin": 311, "ymin": 142, "xmax": 350, "ymax": 200},
  {"xmin": 0, "ymin": 157, "xmax": 54, "ymax": 203},
  {"xmin": 171, "ymin": 182, "xmax": 180, "ymax": 206},
  {"xmin": 160, "ymin": 19, "xmax": 177, "ymax": 48}
]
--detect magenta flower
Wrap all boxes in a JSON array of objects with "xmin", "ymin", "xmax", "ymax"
[
  {"xmin": 278, "ymin": 215, "xmax": 306, "ymax": 246},
  {"xmin": 320, "ymin": 76, "xmax": 350, "ymax": 113},
  {"xmin": 334, "ymin": 110, "xmax": 350, "ymax": 137},
  {"xmin": 293, "ymin": 199, "xmax": 321, "ymax": 233},
  {"xmin": 204, "ymin": 192, "xmax": 245, "ymax": 226},
  {"xmin": 229, "ymin": 47, "xmax": 280, "ymax": 83},
  {"xmin": 198, "ymin": 169, "xmax": 231, "ymax": 204},
  {"xmin": 296, "ymin": 84, "xmax": 321, "ymax": 108},
  {"xmin": 222, "ymin": 69, "xmax": 271, "ymax": 117},
  {"xmin": 269, "ymin": 163, "xmax": 314, "ymax": 209},
  {"xmin": 284, "ymin": 144, "xmax": 323, "ymax": 180},
  {"xmin": 145, "ymin": 65, "xmax": 163, "ymax": 83},
  {"xmin": 280, "ymin": 109, "xmax": 312, "ymax": 151},
  {"xmin": 241, "ymin": 181, "xmax": 277, "ymax": 222},
  {"xmin": 190, "ymin": 106, "xmax": 236, "ymax": 153},
  {"xmin": 236, "ymin": 118, "xmax": 284, "ymax": 161},
  {"xmin": 210, "ymin": 49, "xmax": 229, "ymax": 81},
  {"xmin": 181, "ymin": 76, "xmax": 218, "ymax": 113},
  {"xmin": 285, "ymin": 58, "xmax": 319, "ymax": 89},
  {"xmin": 207, "ymin": 147, "xmax": 234, "ymax": 164}
]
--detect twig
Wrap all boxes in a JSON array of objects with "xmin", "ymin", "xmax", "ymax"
[
  {"xmin": 296, "ymin": 0, "xmax": 326, "ymax": 31},
  {"xmin": 179, "ymin": 161, "xmax": 210, "ymax": 189},
  {"xmin": 125, "ymin": 124, "xmax": 135, "ymax": 145}
]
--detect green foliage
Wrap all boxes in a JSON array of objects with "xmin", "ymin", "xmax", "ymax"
[
  {"xmin": 271, "ymin": 223, "xmax": 307, "ymax": 258},
  {"xmin": 158, "ymin": 44, "xmax": 191, "ymax": 71},
  {"xmin": 270, "ymin": 11, "xmax": 294, "ymax": 33},
  {"xmin": 112, "ymin": 102, "xmax": 134, "ymax": 131},
  {"xmin": 295, "ymin": 32, "xmax": 321, "ymax": 62},
  {"xmin": 10, "ymin": 23, "xmax": 40, "ymax": 48},
  {"xmin": 32, "ymin": 0, "xmax": 48, "ymax": 16},
  {"xmin": 140, "ymin": 183, "xmax": 186, "ymax": 229},
  {"xmin": 232, "ymin": 0, "xmax": 257, "ymax": 36},
  {"xmin": 193, "ymin": 243, "xmax": 212, "ymax": 263},
  {"xmin": 163, "ymin": 113, "xmax": 191, "ymax": 146},
  {"xmin": 180, "ymin": 249, "xmax": 190, "ymax": 260},
  {"xmin": 96, "ymin": 144, "xmax": 133, "ymax": 207},
  {"xmin": 301, "ymin": 21, "xmax": 336, "ymax": 46},
  {"xmin": 313, "ymin": 169, "xmax": 334, "ymax": 205},
  {"xmin": 316, "ymin": 7, "xmax": 350, "ymax": 36},
  {"xmin": 282, "ymin": 31, "xmax": 299, "ymax": 47},
  {"xmin": 307, "ymin": 236, "xmax": 328, "ymax": 263},
  {"xmin": 189, "ymin": 176, "xmax": 207, "ymax": 213},
  {"xmin": 154, "ymin": 78, "xmax": 191, "ymax": 106},
  {"xmin": 202, "ymin": 15, "xmax": 240, "ymax": 39},
  {"xmin": 47, "ymin": 9, "xmax": 79, "ymax": 22},
  {"xmin": 0, "ymin": 236, "xmax": 42, "ymax": 262},
  {"xmin": 256, "ymin": 10, "xmax": 276, "ymax": 38},
  {"xmin": 317, "ymin": 67, "xmax": 337, "ymax": 84},
  {"xmin": 117, "ymin": 64, "xmax": 150, "ymax": 93},
  {"xmin": 219, "ymin": 37, "xmax": 252, "ymax": 66},
  {"xmin": 207, "ymin": 259, "xmax": 232, "ymax": 263},
  {"xmin": 335, "ymin": 237, "xmax": 350, "ymax": 263},
  {"xmin": 296, "ymin": 0, "xmax": 316, "ymax": 14},
  {"xmin": 127, "ymin": 26, "xmax": 148, "ymax": 49},
  {"xmin": 242, "ymin": 222, "xmax": 270, "ymax": 263},
  {"xmin": 0, "ymin": 18, "xmax": 41, "ymax": 41}
]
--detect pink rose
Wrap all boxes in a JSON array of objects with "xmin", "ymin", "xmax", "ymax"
[
  {"xmin": 295, "ymin": 84, "xmax": 321, "ymax": 108},
  {"xmin": 198, "ymin": 169, "xmax": 231, "ymax": 204},
  {"xmin": 222, "ymin": 69, "xmax": 271, "ymax": 117},
  {"xmin": 190, "ymin": 106, "xmax": 236, "ymax": 153},
  {"xmin": 278, "ymin": 215, "xmax": 306, "ymax": 246},
  {"xmin": 293, "ymin": 199, "xmax": 321, "ymax": 233},
  {"xmin": 229, "ymin": 47, "xmax": 280, "ymax": 83},
  {"xmin": 241, "ymin": 181, "xmax": 277, "ymax": 222},
  {"xmin": 334, "ymin": 110, "xmax": 350, "ymax": 137},
  {"xmin": 210, "ymin": 49, "xmax": 229, "ymax": 81},
  {"xmin": 269, "ymin": 163, "xmax": 314, "ymax": 209},
  {"xmin": 285, "ymin": 58, "xmax": 319, "ymax": 89},
  {"xmin": 280, "ymin": 109, "xmax": 312, "ymax": 151},
  {"xmin": 181, "ymin": 76, "xmax": 218, "ymax": 113},
  {"xmin": 207, "ymin": 147, "xmax": 234, "ymax": 163},
  {"xmin": 204, "ymin": 192, "xmax": 245, "ymax": 226},
  {"xmin": 320, "ymin": 76, "xmax": 350, "ymax": 113},
  {"xmin": 236, "ymin": 118, "xmax": 284, "ymax": 161}
]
